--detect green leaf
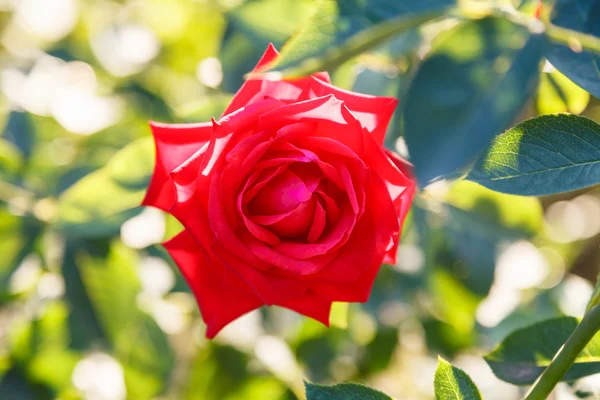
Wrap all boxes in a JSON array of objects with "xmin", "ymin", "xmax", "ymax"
[
  {"xmin": 434, "ymin": 357, "xmax": 482, "ymax": 400},
  {"xmin": 0, "ymin": 139, "xmax": 23, "ymax": 178},
  {"xmin": 264, "ymin": 0, "xmax": 454, "ymax": 77},
  {"xmin": 181, "ymin": 344, "xmax": 253, "ymax": 400},
  {"xmin": 0, "ymin": 367, "xmax": 54, "ymax": 400},
  {"xmin": 74, "ymin": 240, "xmax": 173, "ymax": 399},
  {"xmin": 403, "ymin": 16, "xmax": 546, "ymax": 185},
  {"xmin": 430, "ymin": 269, "xmax": 479, "ymax": 337},
  {"xmin": 547, "ymin": 0, "xmax": 600, "ymax": 99},
  {"xmin": 305, "ymin": 381, "xmax": 392, "ymax": 400},
  {"xmin": 56, "ymin": 137, "xmax": 153, "ymax": 237},
  {"xmin": 536, "ymin": 70, "xmax": 590, "ymax": 115},
  {"xmin": 468, "ymin": 114, "xmax": 600, "ymax": 195},
  {"xmin": 446, "ymin": 180, "xmax": 543, "ymax": 234},
  {"xmin": 485, "ymin": 316, "xmax": 600, "ymax": 385},
  {"xmin": 221, "ymin": 0, "xmax": 315, "ymax": 91},
  {"xmin": 0, "ymin": 209, "xmax": 41, "ymax": 300},
  {"xmin": 329, "ymin": 302, "xmax": 349, "ymax": 329},
  {"xmin": 8, "ymin": 300, "xmax": 80, "ymax": 392},
  {"xmin": 2, "ymin": 111, "xmax": 35, "ymax": 158},
  {"xmin": 440, "ymin": 182, "xmax": 541, "ymax": 296}
]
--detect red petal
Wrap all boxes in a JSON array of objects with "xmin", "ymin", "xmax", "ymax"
[
  {"xmin": 302, "ymin": 76, "xmax": 398, "ymax": 145},
  {"xmin": 381, "ymin": 150, "xmax": 417, "ymax": 264},
  {"xmin": 142, "ymin": 121, "xmax": 212, "ymax": 211},
  {"xmin": 278, "ymin": 290, "xmax": 332, "ymax": 327},
  {"xmin": 164, "ymin": 230, "xmax": 263, "ymax": 338},
  {"xmin": 311, "ymin": 173, "xmax": 398, "ymax": 299},
  {"xmin": 312, "ymin": 254, "xmax": 383, "ymax": 303},
  {"xmin": 223, "ymin": 44, "xmax": 330, "ymax": 116},
  {"xmin": 307, "ymin": 199, "xmax": 327, "ymax": 243}
]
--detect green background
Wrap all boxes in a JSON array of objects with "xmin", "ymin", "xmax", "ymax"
[{"xmin": 2, "ymin": 0, "xmax": 600, "ymax": 399}]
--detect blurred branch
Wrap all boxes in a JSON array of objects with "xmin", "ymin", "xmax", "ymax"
[
  {"xmin": 0, "ymin": 179, "xmax": 33, "ymax": 200},
  {"xmin": 461, "ymin": 1, "xmax": 600, "ymax": 56},
  {"xmin": 0, "ymin": 179, "xmax": 35, "ymax": 214},
  {"xmin": 546, "ymin": 24, "xmax": 600, "ymax": 55}
]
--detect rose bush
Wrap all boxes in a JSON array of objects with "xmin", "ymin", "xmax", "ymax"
[{"xmin": 143, "ymin": 45, "xmax": 415, "ymax": 338}]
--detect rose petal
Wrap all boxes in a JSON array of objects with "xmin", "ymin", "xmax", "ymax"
[
  {"xmin": 381, "ymin": 150, "xmax": 416, "ymax": 264},
  {"xmin": 312, "ymin": 254, "xmax": 382, "ymax": 303},
  {"xmin": 273, "ymin": 205, "xmax": 356, "ymax": 260},
  {"xmin": 301, "ymin": 76, "xmax": 398, "ymax": 145},
  {"xmin": 142, "ymin": 121, "xmax": 213, "ymax": 210},
  {"xmin": 242, "ymin": 165, "xmax": 289, "ymax": 205},
  {"xmin": 269, "ymin": 197, "xmax": 315, "ymax": 238},
  {"xmin": 164, "ymin": 230, "xmax": 263, "ymax": 338},
  {"xmin": 173, "ymin": 183, "xmax": 310, "ymax": 304},
  {"xmin": 223, "ymin": 44, "xmax": 330, "ymax": 116},
  {"xmin": 307, "ymin": 199, "xmax": 327, "ymax": 243},
  {"xmin": 258, "ymin": 95, "xmax": 346, "ymax": 131},
  {"xmin": 248, "ymin": 169, "xmax": 313, "ymax": 215},
  {"xmin": 277, "ymin": 290, "xmax": 332, "ymax": 326},
  {"xmin": 313, "ymin": 172, "xmax": 398, "ymax": 283},
  {"xmin": 315, "ymin": 189, "xmax": 341, "ymax": 223},
  {"xmin": 244, "ymin": 231, "xmax": 337, "ymax": 275},
  {"xmin": 211, "ymin": 239, "xmax": 311, "ymax": 304}
]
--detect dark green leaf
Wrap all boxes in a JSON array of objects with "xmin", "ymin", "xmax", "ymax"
[
  {"xmin": 62, "ymin": 242, "xmax": 107, "ymax": 349},
  {"xmin": 547, "ymin": 0, "xmax": 600, "ymax": 99},
  {"xmin": 441, "ymin": 181, "xmax": 542, "ymax": 294},
  {"xmin": 2, "ymin": 112, "xmax": 35, "ymax": 158},
  {"xmin": 305, "ymin": 381, "xmax": 392, "ymax": 400},
  {"xmin": 0, "ymin": 367, "xmax": 53, "ymax": 400},
  {"xmin": 434, "ymin": 357, "xmax": 482, "ymax": 400},
  {"xmin": 485, "ymin": 316, "xmax": 600, "ymax": 385},
  {"xmin": 468, "ymin": 114, "xmax": 600, "ymax": 195},
  {"xmin": 403, "ymin": 16, "xmax": 546, "ymax": 185}
]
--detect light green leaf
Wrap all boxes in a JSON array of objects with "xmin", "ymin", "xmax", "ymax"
[
  {"xmin": 536, "ymin": 70, "xmax": 590, "ymax": 115},
  {"xmin": 485, "ymin": 317, "xmax": 600, "ymax": 385},
  {"xmin": 56, "ymin": 137, "xmax": 153, "ymax": 237},
  {"xmin": 329, "ymin": 302, "xmax": 349, "ymax": 329},
  {"xmin": 263, "ymin": 0, "xmax": 453, "ymax": 78},
  {"xmin": 446, "ymin": 180, "xmax": 543, "ymax": 235},
  {"xmin": 434, "ymin": 357, "xmax": 482, "ymax": 400},
  {"xmin": 468, "ymin": 114, "xmax": 600, "ymax": 196},
  {"xmin": 305, "ymin": 381, "xmax": 392, "ymax": 400},
  {"xmin": 76, "ymin": 241, "xmax": 173, "ymax": 399},
  {"xmin": 0, "ymin": 138, "xmax": 23, "ymax": 177}
]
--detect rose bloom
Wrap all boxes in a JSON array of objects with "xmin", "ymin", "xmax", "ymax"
[{"xmin": 143, "ymin": 45, "xmax": 415, "ymax": 338}]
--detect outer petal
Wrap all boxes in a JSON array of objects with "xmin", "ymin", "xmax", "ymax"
[
  {"xmin": 164, "ymin": 230, "xmax": 263, "ymax": 338},
  {"xmin": 310, "ymin": 172, "xmax": 399, "ymax": 301},
  {"xmin": 382, "ymin": 150, "xmax": 417, "ymax": 264},
  {"xmin": 142, "ymin": 121, "xmax": 213, "ymax": 210},
  {"xmin": 312, "ymin": 254, "xmax": 382, "ymax": 303},
  {"xmin": 301, "ymin": 76, "xmax": 398, "ymax": 145},
  {"xmin": 223, "ymin": 44, "xmax": 330, "ymax": 116},
  {"xmin": 277, "ymin": 290, "xmax": 332, "ymax": 327}
]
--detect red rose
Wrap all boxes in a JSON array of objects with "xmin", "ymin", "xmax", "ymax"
[{"xmin": 143, "ymin": 45, "xmax": 416, "ymax": 338}]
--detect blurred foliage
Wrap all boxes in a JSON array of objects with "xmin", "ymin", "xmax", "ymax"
[{"xmin": 2, "ymin": 0, "xmax": 600, "ymax": 400}]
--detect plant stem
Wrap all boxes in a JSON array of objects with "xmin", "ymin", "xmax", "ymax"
[
  {"xmin": 460, "ymin": 2, "xmax": 600, "ymax": 57},
  {"xmin": 545, "ymin": 24, "xmax": 600, "ymax": 55},
  {"xmin": 524, "ymin": 305, "xmax": 600, "ymax": 400}
]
